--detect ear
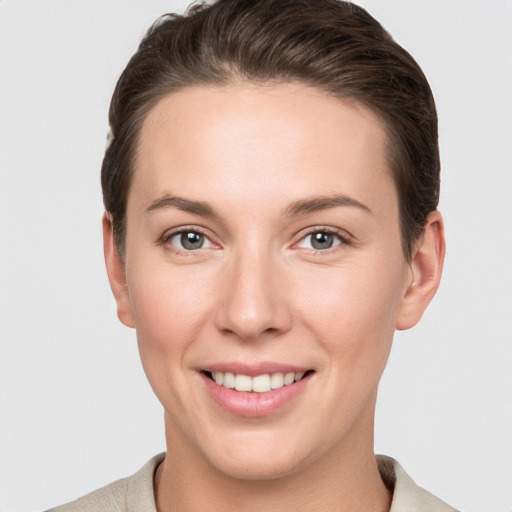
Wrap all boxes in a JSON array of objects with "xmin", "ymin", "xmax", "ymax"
[
  {"xmin": 395, "ymin": 210, "xmax": 446, "ymax": 330},
  {"xmin": 102, "ymin": 213, "xmax": 135, "ymax": 328}
]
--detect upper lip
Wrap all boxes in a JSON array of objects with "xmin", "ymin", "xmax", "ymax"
[{"xmin": 200, "ymin": 362, "xmax": 312, "ymax": 376}]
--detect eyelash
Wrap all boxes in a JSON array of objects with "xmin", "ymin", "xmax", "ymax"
[
  {"xmin": 158, "ymin": 226, "xmax": 353, "ymax": 256},
  {"xmin": 159, "ymin": 226, "xmax": 218, "ymax": 256},
  {"xmin": 293, "ymin": 227, "xmax": 353, "ymax": 253}
]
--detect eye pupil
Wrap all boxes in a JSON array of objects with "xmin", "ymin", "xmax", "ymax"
[
  {"xmin": 311, "ymin": 232, "xmax": 334, "ymax": 250},
  {"xmin": 181, "ymin": 231, "xmax": 204, "ymax": 250}
]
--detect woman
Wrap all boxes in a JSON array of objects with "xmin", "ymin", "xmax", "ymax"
[{"xmin": 50, "ymin": 0, "xmax": 454, "ymax": 510}]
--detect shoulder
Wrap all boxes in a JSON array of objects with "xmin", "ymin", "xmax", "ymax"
[
  {"xmin": 46, "ymin": 453, "xmax": 165, "ymax": 512},
  {"xmin": 377, "ymin": 455, "xmax": 460, "ymax": 512},
  {"xmin": 46, "ymin": 477, "xmax": 129, "ymax": 512}
]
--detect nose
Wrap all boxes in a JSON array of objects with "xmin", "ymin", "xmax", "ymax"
[{"xmin": 214, "ymin": 246, "xmax": 293, "ymax": 341}]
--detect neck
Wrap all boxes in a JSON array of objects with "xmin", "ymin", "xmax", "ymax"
[{"xmin": 155, "ymin": 399, "xmax": 391, "ymax": 512}]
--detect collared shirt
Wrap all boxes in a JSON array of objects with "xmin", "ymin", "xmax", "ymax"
[{"xmin": 47, "ymin": 453, "xmax": 459, "ymax": 512}]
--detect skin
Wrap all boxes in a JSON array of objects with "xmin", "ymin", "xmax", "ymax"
[{"xmin": 104, "ymin": 83, "xmax": 445, "ymax": 512}]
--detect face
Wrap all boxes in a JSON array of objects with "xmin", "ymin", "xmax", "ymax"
[{"xmin": 108, "ymin": 83, "xmax": 428, "ymax": 480}]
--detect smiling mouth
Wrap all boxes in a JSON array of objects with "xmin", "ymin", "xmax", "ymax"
[{"xmin": 202, "ymin": 370, "xmax": 314, "ymax": 393}]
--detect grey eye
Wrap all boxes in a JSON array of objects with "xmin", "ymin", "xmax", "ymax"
[
  {"xmin": 168, "ymin": 230, "xmax": 212, "ymax": 251},
  {"xmin": 296, "ymin": 230, "xmax": 344, "ymax": 251},
  {"xmin": 310, "ymin": 231, "xmax": 335, "ymax": 250},
  {"xmin": 180, "ymin": 231, "xmax": 204, "ymax": 250}
]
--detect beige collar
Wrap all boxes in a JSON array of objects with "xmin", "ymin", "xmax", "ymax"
[{"xmin": 125, "ymin": 453, "xmax": 458, "ymax": 512}]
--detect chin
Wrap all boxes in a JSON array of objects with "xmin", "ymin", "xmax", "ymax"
[
  {"xmin": 196, "ymin": 429, "xmax": 317, "ymax": 481},
  {"xmin": 209, "ymin": 450, "xmax": 306, "ymax": 481}
]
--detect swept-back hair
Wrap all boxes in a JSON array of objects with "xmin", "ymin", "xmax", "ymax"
[{"xmin": 102, "ymin": 0, "xmax": 439, "ymax": 259}]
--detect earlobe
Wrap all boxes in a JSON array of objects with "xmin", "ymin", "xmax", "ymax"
[
  {"xmin": 395, "ymin": 211, "xmax": 446, "ymax": 331},
  {"xmin": 102, "ymin": 213, "xmax": 135, "ymax": 328}
]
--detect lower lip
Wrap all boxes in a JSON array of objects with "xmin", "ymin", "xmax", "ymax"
[{"xmin": 201, "ymin": 373, "xmax": 311, "ymax": 418}]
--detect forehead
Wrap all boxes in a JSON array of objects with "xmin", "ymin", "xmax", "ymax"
[{"xmin": 131, "ymin": 82, "xmax": 396, "ymax": 217}]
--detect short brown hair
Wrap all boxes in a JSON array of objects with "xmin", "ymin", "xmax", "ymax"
[{"xmin": 101, "ymin": 0, "xmax": 439, "ymax": 259}]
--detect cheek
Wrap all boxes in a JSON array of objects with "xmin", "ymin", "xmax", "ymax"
[
  {"xmin": 296, "ymin": 256, "xmax": 406, "ymax": 372},
  {"xmin": 129, "ymin": 260, "xmax": 211, "ymax": 330},
  {"xmin": 125, "ymin": 263, "xmax": 214, "ymax": 381}
]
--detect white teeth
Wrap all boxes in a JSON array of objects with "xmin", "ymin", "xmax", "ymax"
[
  {"xmin": 210, "ymin": 370, "xmax": 308, "ymax": 393},
  {"xmin": 284, "ymin": 372, "xmax": 295, "ymax": 385},
  {"xmin": 270, "ymin": 372, "xmax": 284, "ymax": 389},
  {"xmin": 252, "ymin": 374, "xmax": 271, "ymax": 393},
  {"xmin": 234, "ymin": 374, "xmax": 252, "ymax": 392},
  {"xmin": 223, "ymin": 372, "xmax": 235, "ymax": 388}
]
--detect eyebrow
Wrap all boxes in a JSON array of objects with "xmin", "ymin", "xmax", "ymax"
[
  {"xmin": 145, "ymin": 193, "xmax": 372, "ymax": 218},
  {"xmin": 284, "ymin": 194, "xmax": 372, "ymax": 216},
  {"xmin": 145, "ymin": 194, "xmax": 218, "ymax": 218}
]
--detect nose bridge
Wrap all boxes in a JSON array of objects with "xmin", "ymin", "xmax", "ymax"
[{"xmin": 215, "ymin": 239, "xmax": 291, "ymax": 340}]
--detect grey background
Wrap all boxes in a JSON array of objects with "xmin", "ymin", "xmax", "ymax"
[{"xmin": 0, "ymin": 1, "xmax": 511, "ymax": 511}]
